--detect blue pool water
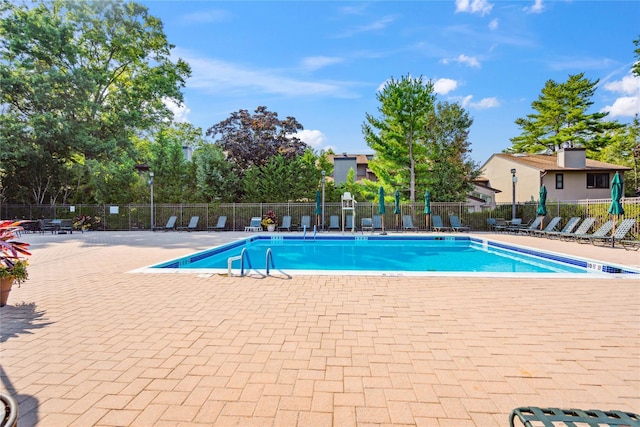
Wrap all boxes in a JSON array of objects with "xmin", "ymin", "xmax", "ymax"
[{"xmin": 147, "ymin": 236, "xmax": 638, "ymax": 276}]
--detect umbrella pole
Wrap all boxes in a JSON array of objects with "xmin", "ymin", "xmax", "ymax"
[{"xmin": 425, "ymin": 214, "xmax": 430, "ymax": 231}]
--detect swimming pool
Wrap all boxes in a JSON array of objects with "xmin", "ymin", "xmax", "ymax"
[{"xmin": 138, "ymin": 235, "xmax": 640, "ymax": 278}]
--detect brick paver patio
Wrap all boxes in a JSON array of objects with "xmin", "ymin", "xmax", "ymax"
[{"xmin": 1, "ymin": 231, "xmax": 638, "ymax": 426}]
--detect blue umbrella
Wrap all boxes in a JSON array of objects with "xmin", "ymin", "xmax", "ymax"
[
  {"xmin": 608, "ymin": 172, "xmax": 624, "ymax": 246},
  {"xmin": 424, "ymin": 189, "xmax": 431, "ymax": 231},
  {"xmin": 536, "ymin": 185, "xmax": 547, "ymax": 229},
  {"xmin": 378, "ymin": 187, "xmax": 386, "ymax": 234}
]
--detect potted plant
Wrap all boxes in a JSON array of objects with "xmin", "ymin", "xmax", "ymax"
[
  {"xmin": 1, "ymin": 220, "xmax": 31, "ymax": 307},
  {"xmin": 261, "ymin": 210, "xmax": 277, "ymax": 232}
]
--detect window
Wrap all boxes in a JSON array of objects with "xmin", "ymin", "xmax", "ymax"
[
  {"xmin": 555, "ymin": 173, "xmax": 564, "ymax": 189},
  {"xmin": 586, "ymin": 173, "xmax": 609, "ymax": 189}
]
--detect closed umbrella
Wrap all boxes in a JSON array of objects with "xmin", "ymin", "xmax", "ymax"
[
  {"xmin": 423, "ymin": 190, "xmax": 431, "ymax": 231},
  {"xmin": 393, "ymin": 190, "xmax": 401, "ymax": 230},
  {"xmin": 378, "ymin": 187, "xmax": 386, "ymax": 235},
  {"xmin": 536, "ymin": 185, "xmax": 547, "ymax": 230},
  {"xmin": 608, "ymin": 172, "xmax": 624, "ymax": 246},
  {"xmin": 315, "ymin": 190, "xmax": 321, "ymax": 227}
]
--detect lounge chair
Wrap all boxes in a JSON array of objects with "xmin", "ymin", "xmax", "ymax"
[
  {"xmin": 153, "ymin": 215, "xmax": 177, "ymax": 231},
  {"xmin": 509, "ymin": 406, "xmax": 640, "ymax": 427},
  {"xmin": 507, "ymin": 217, "xmax": 540, "ymax": 233},
  {"xmin": 361, "ymin": 217, "xmax": 373, "ymax": 233},
  {"xmin": 591, "ymin": 218, "xmax": 636, "ymax": 247},
  {"xmin": 486, "ymin": 218, "xmax": 497, "ymax": 231},
  {"xmin": 529, "ymin": 216, "xmax": 562, "ymax": 237},
  {"xmin": 298, "ymin": 215, "xmax": 311, "ymax": 231},
  {"xmin": 449, "ymin": 215, "xmax": 469, "ymax": 232},
  {"xmin": 328, "ymin": 215, "xmax": 340, "ymax": 230},
  {"xmin": 621, "ymin": 238, "xmax": 640, "ymax": 251},
  {"xmin": 278, "ymin": 215, "xmax": 292, "ymax": 232},
  {"xmin": 372, "ymin": 215, "xmax": 383, "ymax": 231},
  {"xmin": 540, "ymin": 217, "xmax": 580, "ymax": 239},
  {"xmin": 494, "ymin": 218, "xmax": 507, "ymax": 232},
  {"xmin": 58, "ymin": 219, "xmax": 74, "ymax": 234},
  {"xmin": 431, "ymin": 215, "xmax": 450, "ymax": 232},
  {"xmin": 244, "ymin": 217, "xmax": 262, "ymax": 232},
  {"xmin": 208, "ymin": 215, "xmax": 227, "ymax": 231},
  {"xmin": 558, "ymin": 217, "xmax": 596, "ymax": 241},
  {"xmin": 177, "ymin": 216, "xmax": 199, "ymax": 231},
  {"xmin": 402, "ymin": 215, "xmax": 418, "ymax": 231},
  {"xmin": 574, "ymin": 220, "xmax": 614, "ymax": 244},
  {"xmin": 345, "ymin": 214, "xmax": 356, "ymax": 232}
]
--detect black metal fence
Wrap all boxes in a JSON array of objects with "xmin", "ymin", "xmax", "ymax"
[{"xmin": 3, "ymin": 198, "xmax": 639, "ymax": 235}]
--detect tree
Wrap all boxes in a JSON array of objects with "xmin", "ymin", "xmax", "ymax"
[
  {"xmin": 425, "ymin": 102, "xmax": 480, "ymax": 201},
  {"xmin": 0, "ymin": 0, "xmax": 191, "ymax": 204},
  {"xmin": 595, "ymin": 115, "xmax": 640, "ymax": 196},
  {"xmin": 193, "ymin": 144, "xmax": 240, "ymax": 202},
  {"xmin": 363, "ymin": 75, "xmax": 436, "ymax": 202},
  {"xmin": 206, "ymin": 106, "xmax": 307, "ymax": 172},
  {"xmin": 509, "ymin": 73, "xmax": 621, "ymax": 155}
]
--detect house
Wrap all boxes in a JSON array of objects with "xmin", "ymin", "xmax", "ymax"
[
  {"xmin": 481, "ymin": 148, "xmax": 631, "ymax": 203},
  {"xmin": 327, "ymin": 153, "xmax": 376, "ymax": 184}
]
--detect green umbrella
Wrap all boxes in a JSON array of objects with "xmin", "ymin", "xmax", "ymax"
[
  {"xmin": 608, "ymin": 172, "xmax": 624, "ymax": 246},
  {"xmin": 315, "ymin": 190, "xmax": 321, "ymax": 226},
  {"xmin": 424, "ymin": 189, "xmax": 431, "ymax": 231},
  {"xmin": 378, "ymin": 187, "xmax": 386, "ymax": 234},
  {"xmin": 536, "ymin": 185, "xmax": 547, "ymax": 229}
]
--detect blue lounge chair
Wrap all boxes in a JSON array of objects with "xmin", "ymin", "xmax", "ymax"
[
  {"xmin": 208, "ymin": 215, "xmax": 227, "ymax": 231},
  {"xmin": 372, "ymin": 215, "xmax": 383, "ymax": 231},
  {"xmin": 431, "ymin": 215, "xmax": 450, "ymax": 232},
  {"xmin": 278, "ymin": 215, "xmax": 292, "ymax": 231},
  {"xmin": 540, "ymin": 217, "xmax": 580, "ymax": 239},
  {"xmin": 558, "ymin": 217, "xmax": 596, "ymax": 241},
  {"xmin": 298, "ymin": 215, "xmax": 311, "ymax": 231},
  {"xmin": 449, "ymin": 215, "xmax": 469, "ymax": 232},
  {"xmin": 361, "ymin": 217, "xmax": 373, "ymax": 233},
  {"xmin": 153, "ymin": 215, "xmax": 177, "ymax": 231},
  {"xmin": 574, "ymin": 220, "xmax": 614, "ymax": 244},
  {"xmin": 402, "ymin": 215, "xmax": 418, "ymax": 231},
  {"xmin": 244, "ymin": 217, "xmax": 262, "ymax": 232},
  {"xmin": 328, "ymin": 215, "xmax": 340, "ymax": 230},
  {"xmin": 529, "ymin": 216, "xmax": 562, "ymax": 237},
  {"xmin": 591, "ymin": 218, "xmax": 636, "ymax": 247},
  {"xmin": 178, "ymin": 216, "xmax": 199, "ymax": 231},
  {"xmin": 345, "ymin": 214, "xmax": 356, "ymax": 232}
]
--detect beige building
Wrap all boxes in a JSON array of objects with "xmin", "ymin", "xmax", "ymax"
[{"xmin": 481, "ymin": 148, "xmax": 630, "ymax": 203}]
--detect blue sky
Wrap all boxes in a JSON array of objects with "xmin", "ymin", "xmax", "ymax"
[{"xmin": 144, "ymin": 0, "xmax": 640, "ymax": 164}]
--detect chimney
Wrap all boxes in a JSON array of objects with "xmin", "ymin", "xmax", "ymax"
[{"xmin": 557, "ymin": 148, "xmax": 586, "ymax": 168}]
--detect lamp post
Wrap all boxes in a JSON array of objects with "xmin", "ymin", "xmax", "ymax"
[
  {"xmin": 148, "ymin": 171, "xmax": 154, "ymax": 230},
  {"xmin": 321, "ymin": 170, "xmax": 326, "ymax": 230},
  {"xmin": 510, "ymin": 168, "xmax": 517, "ymax": 220}
]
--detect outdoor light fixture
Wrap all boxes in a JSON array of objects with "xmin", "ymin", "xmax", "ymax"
[
  {"xmin": 321, "ymin": 170, "xmax": 326, "ymax": 230},
  {"xmin": 511, "ymin": 168, "xmax": 517, "ymax": 220}
]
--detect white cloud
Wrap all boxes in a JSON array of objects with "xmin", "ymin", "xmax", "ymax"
[
  {"xmin": 601, "ymin": 73, "xmax": 640, "ymax": 117},
  {"xmin": 178, "ymin": 50, "xmax": 358, "ymax": 98},
  {"xmin": 460, "ymin": 95, "xmax": 499, "ymax": 109},
  {"xmin": 524, "ymin": 0, "xmax": 544, "ymax": 14},
  {"xmin": 488, "ymin": 18, "xmax": 499, "ymax": 30},
  {"xmin": 433, "ymin": 78, "xmax": 458, "ymax": 95},
  {"xmin": 335, "ymin": 15, "xmax": 396, "ymax": 38},
  {"xmin": 457, "ymin": 54, "xmax": 481, "ymax": 68},
  {"xmin": 302, "ymin": 56, "xmax": 343, "ymax": 71},
  {"xmin": 455, "ymin": 0, "xmax": 493, "ymax": 16},
  {"xmin": 294, "ymin": 129, "xmax": 326, "ymax": 148},
  {"xmin": 180, "ymin": 9, "xmax": 228, "ymax": 24},
  {"xmin": 162, "ymin": 98, "xmax": 190, "ymax": 122}
]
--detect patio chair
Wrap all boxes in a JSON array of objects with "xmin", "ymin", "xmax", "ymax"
[
  {"xmin": 621, "ymin": 238, "xmax": 640, "ymax": 251},
  {"xmin": 529, "ymin": 216, "xmax": 562, "ymax": 237},
  {"xmin": 277, "ymin": 215, "xmax": 292, "ymax": 232},
  {"xmin": 574, "ymin": 220, "xmax": 614, "ymax": 244},
  {"xmin": 208, "ymin": 215, "xmax": 227, "ymax": 231},
  {"xmin": 345, "ymin": 214, "xmax": 357, "ymax": 232},
  {"xmin": 509, "ymin": 406, "xmax": 639, "ymax": 427},
  {"xmin": 153, "ymin": 215, "xmax": 177, "ymax": 232},
  {"xmin": 540, "ymin": 217, "xmax": 580, "ymax": 239},
  {"xmin": 177, "ymin": 216, "xmax": 199, "ymax": 231},
  {"xmin": 58, "ymin": 219, "xmax": 74, "ymax": 234},
  {"xmin": 372, "ymin": 215, "xmax": 383, "ymax": 231},
  {"xmin": 494, "ymin": 218, "xmax": 507, "ymax": 232},
  {"xmin": 558, "ymin": 217, "xmax": 596, "ymax": 241},
  {"xmin": 591, "ymin": 218, "xmax": 636, "ymax": 247},
  {"xmin": 244, "ymin": 217, "xmax": 262, "ymax": 232},
  {"xmin": 298, "ymin": 215, "xmax": 311, "ymax": 231},
  {"xmin": 361, "ymin": 217, "xmax": 373, "ymax": 233},
  {"xmin": 402, "ymin": 215, "xmax": 418, "ymax": 232},
  {"xmin": 508, "ymin": 217, "xmax": 541, "ymax": 233},
  {"xmin": 328, "ymin": 215, "xmax": 340, "ymax": 231},
  {"xmin": 431, "ymin": 215, "xmax": 451, "ymax": 232},
  {"xmin": 486, "ymin": 218, "xmax": 497, "ymax": 231},
  {"xmin": 449, "ymin": 215, "xmax": 469, "ymax": 232}
]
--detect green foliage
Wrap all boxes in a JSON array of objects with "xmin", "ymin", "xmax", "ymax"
[
  {"xmin": 594, "ymin": 115, "xmax": 640, "ymax": 196},
  {"xmin": 0, "ymin": 0, "xmax": 190, "ymax": 204},
  {"xmin": 193, "ymin": 144, "xmax": 240, "ymax": 202},
  {"xmin": 363, "ymin": 75, "xmax": 435, "ymax": 202},
  {"xmin": 509, "ymin": 73, "xmax": 621, "ymax": 154}
]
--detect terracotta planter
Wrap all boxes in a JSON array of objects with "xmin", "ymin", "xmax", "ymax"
[{"xmin": 0, "ymin": 277, "xmax": 14, "ymax": 307}]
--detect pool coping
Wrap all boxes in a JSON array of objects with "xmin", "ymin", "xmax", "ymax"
[{"xmin": 130, "ymin": 234, "xmax": 640, "ymax": 279}]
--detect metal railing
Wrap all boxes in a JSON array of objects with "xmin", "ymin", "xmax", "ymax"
[{"xmin": 3, "ymin": 198, "xmax": 639, "ymax": 236}]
